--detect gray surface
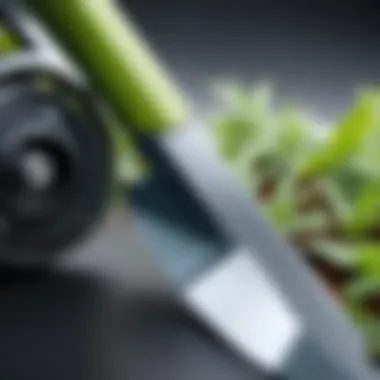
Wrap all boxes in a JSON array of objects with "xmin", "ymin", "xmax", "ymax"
[{"xmin": 65, "ymin": 211, "xmax": 168, "ymax": 293}]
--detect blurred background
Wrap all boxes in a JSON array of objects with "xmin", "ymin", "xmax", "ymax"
[
  {"xmin": 2, "ymin": 0, "xmax": 380, "ymax": 379},
  {"xmin": 126, "ymin": 0, "xmax": 380, "ymax": 120}
]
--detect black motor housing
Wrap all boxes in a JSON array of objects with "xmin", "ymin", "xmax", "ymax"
[{"xmin": 0, "ymin": 71, "xmax": 112, "ymax": 265}]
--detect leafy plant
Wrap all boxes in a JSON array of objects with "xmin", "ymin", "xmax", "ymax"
[{"xmin": 210, "ymin": 83, "xmax": 380, "ymax": 357}]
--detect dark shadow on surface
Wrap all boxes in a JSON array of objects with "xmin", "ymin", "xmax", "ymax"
[
  {"xmin": 0, "ymin": 267, "xmax": 265, "ymax": 380},
  {"xmin": 0, "ymin": 268, "xmax": 125, "ymax": 380}
]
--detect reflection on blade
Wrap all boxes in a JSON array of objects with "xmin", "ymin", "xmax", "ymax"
[{"xmin": 184, "ymin": 246, "xmax": 302, "ymax": 372}]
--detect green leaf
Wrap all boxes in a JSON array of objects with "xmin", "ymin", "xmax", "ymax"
[
  {"xmin": 329, "ymin": 162, "xmax": 370, "ymax": 202},
  {"xmin": 355, "ymin": 244, "xmax": 380, "ymax": 279},
  {"xmin": 345, "ymin": 276, "xmax": 380, "ymax": 304},
  {"xmin": 298, "ymin": 90, "xmax": 380, "ymax": 178},
  {"xmin": 275, "ymin": 107, "xmax": 310, "ymax": 157},
  {"xmin": 211, "ymin": 83, "xmax": 277, "ymax": 160},
  {"xmin": 344, "ymin": 179, "xmax": 380, "ymax": 234},
  {"xmin": 211, "ymin": 116, "xmax": 258, "ymax": 160},
  {"xmin": 263, "ymin": 177, "xmax": 298, "ymax": 233},
  {"xmin": 214, "ymin": 81, "xmax": 274, "ymax": 117},
  {"xmin": 310, "ymin": 241, "xmax": 380, "ymax": 274},
  {"xmin": 232, "ymin": 131, "xmax": 277, "ymax": 189},
  {"xmin": 311, "ymin": 240, "xmax": 357, "ymax": 269},
  {"xmin": 353, "ymin": 133, "xmax": 380, "ymax": 178},
  {"xmin": 319, "ymin": 178, "xmax": 350, "ymax": 219}
]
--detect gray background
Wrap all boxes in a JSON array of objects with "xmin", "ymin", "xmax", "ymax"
[
  {"xmin": 125, "ymin": 0, "xmax": 380, "ymax": 121},
  {"xmin": 2, "ymin": 0, "xmax": 380, "ymax": 379}
]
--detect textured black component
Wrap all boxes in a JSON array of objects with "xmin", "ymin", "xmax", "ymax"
[{"xmin": 0, "ymin": 75, "xmax": 111, "ymax": 265}]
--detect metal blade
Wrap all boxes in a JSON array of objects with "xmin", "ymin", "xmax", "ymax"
[{"xmin": 130, "ymin": 122, "xmax": 376, "ymax": 379}]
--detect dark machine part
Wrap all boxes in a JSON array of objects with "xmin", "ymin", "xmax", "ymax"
[
  {"xmin": 0, "ymin": 1, "xmax": 113, "ymax": 265},
  {"xmin": 0, "ymin": 71, "xmax": 112, "ymax": 265}
]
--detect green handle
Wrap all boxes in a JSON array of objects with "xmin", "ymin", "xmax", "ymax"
[{"xmin": 26, "ymin": 0, "xmax": 188, "ymax": 132}]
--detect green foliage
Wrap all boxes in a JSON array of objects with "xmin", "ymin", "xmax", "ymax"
[
  {"xmin": 299, "ymin": 89, "xmax": 380, "ymax": 178},
  {"xmin": 262, "ymin": 177, "xmax": 298, "ymax": 234},
  {"xmin": 209, "ymin": 82, "xmax": 380, "ymax": 356},
  {"xmin": 355, "ymin": 244, "xmax": 380, "ymax": 279},
  {"xmin": 311, "ymin": 240, "xmax": 357, "ymax": 269},
  {"xmin": 0, "ymin": 24, "xmax": 18, "ymax": 53},
  {"xmin": 211, "ymin": 83, "xmax": 276, "ymax": 160},
  {"xmin": 345, "ymin": 180, "xmax": 380, "ymax": 235}
]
